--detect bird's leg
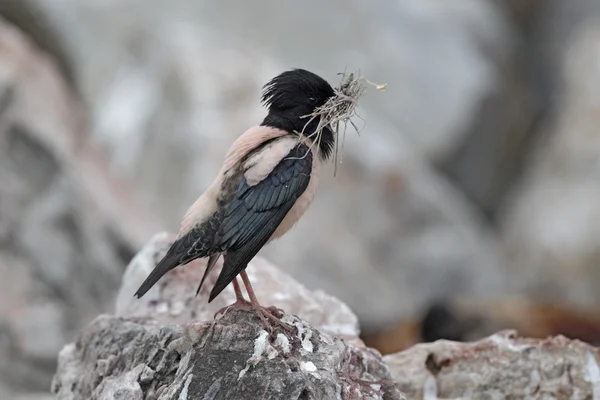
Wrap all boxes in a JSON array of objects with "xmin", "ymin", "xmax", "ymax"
[
  {"xmin": 213, "ymin": 278, "xmax": 251, "ymax": 319},
  {"xmin": 232, "ymin": 278, "xmax": 250, "ymax": 305},
  {"xmin": 239, "ymin": 270, "xmax": 294, "ymax": 333},
  {"xmin": 239, "ymin": 270, "xmax": 266, "ymax": 308}
]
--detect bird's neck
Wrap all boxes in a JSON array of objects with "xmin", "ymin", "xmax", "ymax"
[{"xmin": 261, "ymin": 112, "xmax": 334, "ymax": 161}]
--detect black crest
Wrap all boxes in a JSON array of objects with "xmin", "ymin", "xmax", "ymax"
[{"xmin": 261, "ymin": 69, "xmax": 336, "ymax": 159}]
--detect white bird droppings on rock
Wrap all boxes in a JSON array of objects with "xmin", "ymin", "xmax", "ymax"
[
  {"xmin": 238, "ymin": 330, "xmax": 280, "ymax": 380},
  {"xmin": 585, "ymin": 350, "xmax": 600, "ymax": 398},
  {"xmin": 300, "ymin": 361, "xmax": 317, "ymax": 373},
  {"xmin": 274, "ymin": 333, "xmax": 291, "ymax": 354},
  {"xmin": 295, "ymin": 323, "xmax": 314, "ymax": 354}
]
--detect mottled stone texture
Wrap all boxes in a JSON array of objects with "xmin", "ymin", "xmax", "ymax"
[
  {"xmin": 52, "ymin": 312, "xmax": 402, "ymax": 400},
  {"xmin": 0, "ymin": 13, "xmax": 158, "ymax": 399},
  {"xmin": 385, "ymin": 330, "xmax": 600, "ymax": 399},
  {"xmin": 51, "ymin": 233, "xmax": 402, "ymax": 399},
  {"xmin": 51, "ymin": 233, "xmax": 600, "ymax": 399}
]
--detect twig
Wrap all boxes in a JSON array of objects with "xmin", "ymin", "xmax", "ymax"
[{"xmin": 299, "ymin": 70, "xmax": 386, "ymax": 176}]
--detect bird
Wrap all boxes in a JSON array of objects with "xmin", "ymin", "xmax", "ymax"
[{"xmin": 134, "ymin": 68, "xmax": 337, "ymax": 331}]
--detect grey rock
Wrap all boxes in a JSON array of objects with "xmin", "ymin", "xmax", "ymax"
[
  {"xmin": 385, "ymin": 330, "xmax": 600, "ymax": 399},
  {"xmin": 532, "ymin": 0, "xmax": 600, "ymax": 90},
  {"xmin": 52, "ymin": 232, "xmax": 402, "ymax": 399},
  {"xmin": 0, "ymin": 0, "xmax": 75, "ymax": 89},
  {"xmin": 0, "ymin": 14, "xmax": 158, "ymax": 398},
  {"xmin": 499, "ymin": 22, "xmax": 600, "ymax": 308},
  {"xmin": 52, "ymin": 312, "xmax": 403, "ymax": 400},
  {"xmin": 435, "ymin": 0, "xmax": 547, "ymax": 218}
]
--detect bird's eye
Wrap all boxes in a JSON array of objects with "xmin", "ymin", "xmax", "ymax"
[{"xmin": 309, "ymin": 97, "xmax": 316, "ymax": 103}]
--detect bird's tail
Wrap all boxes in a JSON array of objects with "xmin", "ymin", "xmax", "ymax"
[
  {"xmin": 134, "ymin": 247, "xmax": 181, "ymax": 298},
  {"xmin": 196, "ymin": 252, "xmax": 221, "ymax": 296}
]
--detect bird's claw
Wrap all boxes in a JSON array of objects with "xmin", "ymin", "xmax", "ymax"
[
  {"xmin": 213, "ymin": 301, "xmax": 294, "ymax": 335},
  {"xmin": 254, "ymin": 306, "xmax": 295, "ymax": 335}
]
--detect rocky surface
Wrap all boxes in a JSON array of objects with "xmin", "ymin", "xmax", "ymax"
[
  {"xmin": 52, "ymin": 233, "xmax": 402, "ymax": 400},
  {"xmin": 52, "ymin": 233, "xmax": 600, "ymax": 399},
  {"xmin": 52, "ymin": 312, "xmax": 402, "ymax": 400},
  {"xmin": 0, "ymin": 14, "xmax": 159, "ymax": 399},
  {"xmin": 0, "ymin": 0, "xmax": 74, "ymax": 89},
  {"xmin": 385, "ymin": 330, "xmax": 600, "ymax": 399}
]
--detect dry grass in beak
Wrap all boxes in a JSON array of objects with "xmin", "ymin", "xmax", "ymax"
[{"xmin": 300, "ymin": 70, "xmax": 387, "ymax": 176}]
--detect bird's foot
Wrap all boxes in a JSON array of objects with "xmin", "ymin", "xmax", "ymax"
[
  {"xmin": 252, "ymin": 304, "xmax": 295, "ymax": 335},
  {"xmin": 214, "ymin": 301, "xmax": 294, "ymax": 335}
]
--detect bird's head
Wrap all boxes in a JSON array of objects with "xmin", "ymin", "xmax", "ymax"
[{"xmin": 261, "ymin": 68, "xmax": 336, "ymax": 159}]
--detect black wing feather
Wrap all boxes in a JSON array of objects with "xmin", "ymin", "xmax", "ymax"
[
  {"xmin": 208, "ymin": 144, "xmax": 313, "ymax": 302},
  {"xmin": 195, "ymin": 252, "xmax": 221, "ymax": 296},
  {"xmin": 134, "ymin": 141, "xmax": 313, "ymax": 302},
  {"xmin": 209, "ymin": 214, "xmax": 283, "ymax": 302}
]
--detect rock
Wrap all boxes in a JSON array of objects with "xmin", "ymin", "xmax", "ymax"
[
  {"xmin": 531, "ymin": 0, "xmax": 600, "ymax": 89},
  {"xmin": 116, "ymin": 232, "xmax": 360, "ymax": 343},
  {"xmin": 434, "ymin": 0, "xmax": 547, "ymax": 218},
  {"xmin": 385, "ymin": 330, "xmax": 600, "ymax": 399},
  {"xmin": 28, "ymin": 0, "xmax": 516, "ymax": 331},
  {"xmin": 499, "ymin": 22, "xmax": 600, "ymax": 309},
  {"xmin": 52, "ymin": 312, "xmax": 402, "ymax": 400},
  {"xmin": 52, "ymin": 234, "xmax": 402, "ymax": 400},
  {"xmin": 33, "ymin": 0, "xmax": 282, "ymax": 227},
  {"xmin": 0, "ymin": 0, "xmax": 75, "ymax": 89},
  {"xmin": 0, "ymin": 15, "xmax": 159, "ymax": 398}
]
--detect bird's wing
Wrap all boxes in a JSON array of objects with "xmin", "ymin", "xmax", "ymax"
[
  {"xmin": 174, "ymin": 135, "xmax": 300, "ymax": 265},
  {"xmin": 134, "ymin": 127, "xmax": 290, "ymax": 300},
  {"xmin": 207, "ymin": 141, "xmax": 313, "ymax": 301}
]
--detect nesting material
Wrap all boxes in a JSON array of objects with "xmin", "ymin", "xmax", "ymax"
[{"xmin": 300, "ymin": 70, "xmax": 387, "ymax": 175}]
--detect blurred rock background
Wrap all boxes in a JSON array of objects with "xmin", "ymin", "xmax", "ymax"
[{"xmin": 1, "ymin": 0, "xmax": 600, "ymax": 397}]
